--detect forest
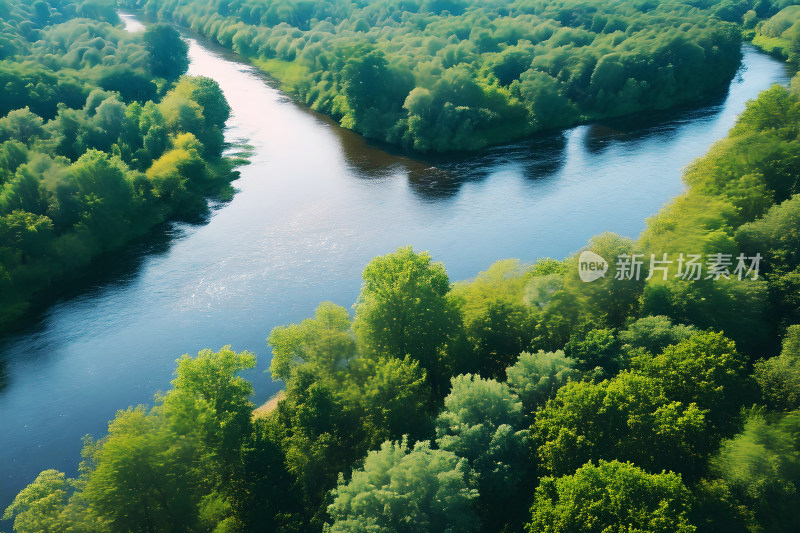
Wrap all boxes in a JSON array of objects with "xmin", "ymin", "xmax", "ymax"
[
  {"xmin": 123, "ymin": 0, "xmax": 755, "ymax": 152},
  {"xmin": 0, "ymin": 0, "xmax": 236, "ymax": 328},
  {"xmin": 6, "ymin": 49, "xmax": 800, "ymax": 531}
]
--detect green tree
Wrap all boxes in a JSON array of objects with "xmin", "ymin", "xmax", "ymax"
[
  {"xmin": 527, "ymin": 460, "xmax": 696, "ymax": 533},
  {"xmin": 353, "ymin": 246, "xmax": 457, "ymax": 392},
  {"xmin": 532, "ymin": 372, "xmax": 708, "ymax": 479},
  {"xmin": 737, "ymin": 193, "xmax": 800, "ymax": 273},
  {"xmin": 340, "ymin": 47, "xmax": 413, "ymax": 139},
  {"xmin": 172, "ymin": 76, "xmax": 230, "ymax": 129},
  {"xmin": 754, "ymin": 325, "xmax": 800, "ymax": 411},
  {"xmin": 541, "ymin": 233, "xmax": 644, "ymax": 346},
  {"xmin": 3, "ymin": 470, "xmax": 72, "ymax": 533},
  {"xmin": 268, "ymin": 301, "xmax": 356, "ymax": 383},
  {"xmin": 515, "ymin": 69, "xmax": 577, "ymax": 130},
  {"xmin": 81, "ymin": 406, "xmax": 204, "ymax": 533},
  {"xmin": 145, "ymin": 133, "xmax": 212, "ymax": 217},
  {"xmin": 435, "ymin": 374, "xmax": 530, "ymax": 530},
  {"xmin": 79, "ymin": 347, "xmax": 257, "ymax": 532},
  {"xmin": 326, "ymin": 439, "xmax": 479, "ymax": 533},
  {"xmin": 352, "ymin": 355, "xmax": 433, "ymax": 447},
  {"xmin": 619, "ymin": 315, "xmax": 697, "ymax": 356},
  {"xmin": 449, "ymin": 259, "xmax": 539, "ymax": 379},
  {"xmin": 506, "ymin": 350, "xmax": 580, "ymax": 415},
  {"xmin": 276, "ymin": 372, "xmax": 367, "ymax": 525},
  {"xmin": 144, "ymin": 23, "xmax": 189, "ymax": 80},
  {"xmin": 708, "ymin": 409, "xmax": 800, "ymax": 533},
  {"xmin": 0, "ymin": 107, "xmax": 45, "ymax": 144},
  {"xmin": 632, "ymin": 331, "xmax": 751, "ymax": 434},
  {"xmin": 162, "ymin": 346, "xmax": 257, "ymax": 484},
  {"xmin": 564, "ymin": 327, "xmax": 621, "ymax": 374}
]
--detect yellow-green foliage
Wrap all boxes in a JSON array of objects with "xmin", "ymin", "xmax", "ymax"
[
  {"xmin": 753, "ymin": 5, "xmax": 800, "ymax": 58},
  {"xmin": 642, "ymin": 84, "xmax": 800, "ymax": 257},
  {"xmin": 450, "ymin": 259, "xmax": 531, "ymax": 323},
  {"xmin": 752, "ymin": 32, "xmax": 788, "ymax": 55},
  {"xmin": 253, "ymin": 57, "xmax": 310, "ymax": 92},
  {"xmin": 759, "ymin": 5, "xmax": 800, "ymax": 37}
]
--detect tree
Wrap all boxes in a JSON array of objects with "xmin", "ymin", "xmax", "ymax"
[
  {"xmin": 564, "ymin": 327, "xmax": 621, "ymax": 374},
  {"xmin": 177, "ymin": 76, "xmax": 230, "ymax": 130},
  {"xmin": 449, "ymin": 259, "xmax": 539, "ymax": 379},
  {"xmin": 754, "ymin": 325, "xmax": 800, "ymax": 411},
  {"xmin": 619, "ymin": 315, "xmax": 697, "ymax": 356},
  {"xmin": 632, "ymin": 331, "xmax": 752, "ymax": 434},
  {"xmin": 144, "ymin": 23, "xmax": 189, "ymax": 80},
  {"xmin": 81, "ymin": 406, "xmax": 204, "ymax": 533},
  {"xmin": 68, "ymin": 149, "xmax": 137, "ymax": 246},
  {"xmin": 162, "ymin": 346, "xmax": 257, "ymax": 480},
  {"xmin": 527, "ymin": 460, "xmax": 696, "ymax": 533},
  {"xmin": 531, "ymin": 372, "xmax": 708, "ymax": 479},
  {"xmin": 165, "ymin": 76, "xmax": 229, "ymax": 155},
  {"xmin": 353, "ymin": 246, "xmax": 457, "ymax": 392},
  {"xmin": 3, "ymin": 470, "xmax": 71, "ymax": 533},
  {"xmin": 515, "ymin": 69, "xmax": 577, "ymax": 130},
  {"xmin": 268, "ymin": 301, "xmax": 356, "ymax": 383},
  {"xmin": 435, "ymin": 374, "xmax": 530, "ymax": 530},
  {"xmin": 506, "ymin": 350, "xmax": 580, "ymax": 415},
  {"xmin": 353, "ymin": 355, "xmax": 433, "ymax": 447},
  {"xmin": 731, "ymin": 84, "xmax": 800, "ymax": 139},
  {"xmin": 97, "ymin": 65, "xmax": 158, "ymax": 103},
  {"xmin": 79, "ymin": 347, "xmax": 257, "ymax": 532},
  {"xmin": 277, "ymin": 373, "xmax": 367, "ymax": 524},
  {"xmin": 0, "ymin": 107, "xmax": 45, "ymax": 144},
  {"xmin": 737, "ymin": 193, "xmax": 800, "ymax": 273},
  {"xmin": 642, "ymin": 277, "xmax": 771, "ymax": 358},
  {"xmin": 145, "ymin": 133, "xmax": 211, "ymax": 217},
  {"xmin": 0, "ymin": 210, "xmax": 54, "ymax": 258},
  {"xmin": 340, "ymin": 46, "xmax": 413, "ymax": 139},
  {"xmin": 326, "ymin": 439, "xmax": 479, "ymax": 533},
  {"xmin": 708, "ymin": 409, "xmax": 800, "ymax": 533},
  {"xmin": 541, "ymin": 233, "xmax": 645, "ymax": 347}
]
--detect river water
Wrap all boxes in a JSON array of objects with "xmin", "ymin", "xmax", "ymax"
[{"xmin": 0, "ymin": 13, "xmax": 791, "ymax": 511}]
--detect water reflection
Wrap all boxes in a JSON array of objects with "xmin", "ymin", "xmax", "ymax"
[
  {"xmin": 332, "ymin": 115, "xmax": 570, "ymax": 200},
  {"xmin": 582, "ymin": 89, "xmax": 733, "ymax": 153},
  {"xmin": 329, "ymin": 67, "xmax": 745, "ymax": 201},
  {"xmin": 0, "ymin": 223, "xmax": 177, "ymax": 346}
]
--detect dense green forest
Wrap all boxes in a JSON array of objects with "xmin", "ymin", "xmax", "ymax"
[
  {"xmin": 0, "ymin": 0, "xmax": 236, "ymax": 328},
  {"xmin": 751, "ymin": 3, "xmax": 800, "ymax": 59},
  {"xmin": 7, "ymin": 62, "xmax": 800, "ymax": 531},
  {"xmin": 119, "ymin": 0, "xmax": 760, "ymax": 152}
]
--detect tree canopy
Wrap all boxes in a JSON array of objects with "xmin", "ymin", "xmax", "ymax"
[
  {"xmin": 527, "ymin": 460, "xmax": 696, "ymax": 533},
  {"xmin": 0, "ymin": 0, "xmax": 236, "ymax": 328},
  {"xmin": 135, "ymin": 0, "xmax": 744, "ymax": 152}
]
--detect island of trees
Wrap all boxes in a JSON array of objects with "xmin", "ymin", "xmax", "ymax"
[
  {"xmin": 0, "ymin": 0, "xmax": 237, "ymax": 328},
  {"xmin": 6, "ymin": 46, "xmax": 800, "ymax": 531}
]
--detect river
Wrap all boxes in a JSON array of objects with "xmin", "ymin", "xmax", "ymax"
[{"xmin": 0, "ymin": 13, "xmax": 791, "ymax": 512}]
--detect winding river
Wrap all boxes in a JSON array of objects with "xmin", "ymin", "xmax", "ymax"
[{"xmin": 0, "ymin": 13, "xmax": 791, "ymax": 511}]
